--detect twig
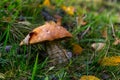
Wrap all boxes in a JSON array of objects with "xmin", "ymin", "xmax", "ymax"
[
  {"xmin": 80, "ymin": 26, "xmax": 91, "ymax": 39},
  {"xmin": 111, "ymin": 21, "xmax": 116, "ymax": 39}
]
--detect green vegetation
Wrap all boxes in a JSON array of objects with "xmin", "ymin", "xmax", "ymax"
[{"xmin": 0, "ymin": 0, "xmax": 120, "ymax": 80}]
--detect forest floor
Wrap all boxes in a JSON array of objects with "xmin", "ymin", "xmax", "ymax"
[{"xmin": 0, "ymin": 0, "xmax": 120, "ymax": 80}]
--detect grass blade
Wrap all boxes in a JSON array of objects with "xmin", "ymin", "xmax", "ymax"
[{"xmin": 31, "ymin": 53, "xmax": 38, "ymax": 80}]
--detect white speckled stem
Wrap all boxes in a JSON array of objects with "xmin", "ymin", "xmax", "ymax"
[{"xmin": 47, "ymin": 41, "xmax": 69, "ymax": 65}]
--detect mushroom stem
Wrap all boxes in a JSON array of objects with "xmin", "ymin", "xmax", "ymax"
[{"xmin": 46, "ymin": 41, "xmax": 69, "ymax": 65}]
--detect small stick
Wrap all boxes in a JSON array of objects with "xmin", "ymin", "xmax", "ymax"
[
  {"xmin": 111, "ymin": 22, "xmax": 116, "ymax": 39},
  {"xmin": 80, "ymin": 26, "xmax": 91, "ymax": 39}
]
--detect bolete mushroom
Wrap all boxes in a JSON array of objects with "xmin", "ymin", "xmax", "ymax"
[{"xmin": 20, "ymin": 21, "xmax": 72, "ymax": 65}]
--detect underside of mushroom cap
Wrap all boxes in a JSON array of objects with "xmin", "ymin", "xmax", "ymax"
[{"xmin": 20, "ymin": 21, "xmax": 72, "ymax": 46}]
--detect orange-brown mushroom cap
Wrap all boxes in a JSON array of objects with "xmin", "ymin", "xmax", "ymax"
[{"xmin": 20, "ymin": 21, "xmax": 72, "ymax": 46}]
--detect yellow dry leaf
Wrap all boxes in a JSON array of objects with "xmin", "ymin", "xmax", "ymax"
[
  {"xmin": 40, "ymin": 0, "xmax": 55, "ymax": 9},
  {"xmin": 43, "ymin": 0, "xmax": 51, "ymax": 7},
  {"xmin": 72, "ymin": 43, "xmax": 83, "ymax": 55},
  {"xmin": 61, "ymin": 5, "xmax": 75, "ymax": 16},
  {"xmin": 91, "ymin": 43, "xmax": 105, "ymax": 51},
  {"xmin": 80, "ymin": 75, "xmax": 100, "ymax": 80},
  {"xmin": 99, "ymin": 56, "xmax": 120, "ymax": 66}
]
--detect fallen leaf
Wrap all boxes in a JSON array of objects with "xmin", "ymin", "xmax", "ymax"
[
  {"xmin": 41, "ymin": 0, "xmax": 55, "ymax": 9},
  {"xmin": 91, "ymin": 43, "xmax": 105, "ymax": 51},
  {"xmin": 80, "ymin": 75, "xmax": 100, "ymax": 80},
  {"xmin": 2, "ymin": 16, "xmax": 12, "ymax": 22},
  {"xmin": 80, "ymin": 21, "xmax": 87, "ymax": 26},
  {"xmin": 72, "ymin": 43, "xmax": 83, "ymax": 55},
  {"xmin": 76, "ymin": 16, "xmax": 87, "ymax": 26},
  {"xmin": 99, "ymin": 56, "xmax": 120, "ymax": 66},
  {"xmin": 101, "ymin": 27, "xmax": 108, "ymax": 39},
  {"xmin": 43, "ymin": 0, "xmax": 50, "ymax": 7},
  {"xmin": 113, "ymin": 37, "xmax": 120, "ymax": 45},
  {"xmin": 54, "ymin": 14, "xmax": 62, "ymax": 25},
  {"xmin": 61, "ymin": 5, "xmax": 75, "ymax": 16}
]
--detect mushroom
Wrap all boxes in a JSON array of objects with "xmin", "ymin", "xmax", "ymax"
[{"xmin": 20, "ymin": 21, "xmax": 72, "ymax": 65}]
